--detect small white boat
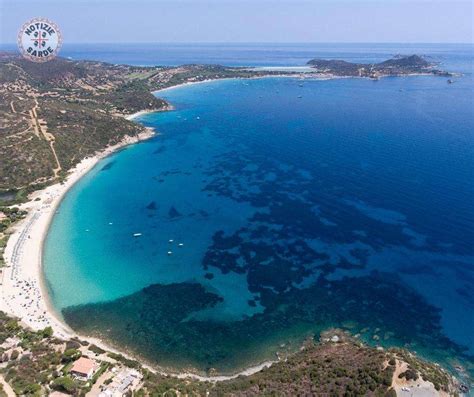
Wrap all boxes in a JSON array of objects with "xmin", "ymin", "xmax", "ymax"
[
  {"xmin": 169, "ymin": 239, "xmax": 174, "ymax": 243},
  {"xmin": 108, "ymin": 222, "xmax": 113, "ymax": 225},
  {"xmin": 167, "ymin": 251, "xmax": 173, "ymax": 255},
  {"xmin": 133, "ymin": 233, "xmax": 142, "ymax": 237},
  {"xmin": 178, "ymin": 243, "xmax": 184, "ymax": 247}
]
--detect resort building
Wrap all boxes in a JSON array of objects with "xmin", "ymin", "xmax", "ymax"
[
  {"xmin": 70, "ymin": 356, "xmax": 97, "ymax": 380},
  {"xmin": 98, "ymin": 368, "xmax": 142, "ymax": 397}
]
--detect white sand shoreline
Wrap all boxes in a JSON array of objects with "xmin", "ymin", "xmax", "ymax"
[
  {"xmin": 1, "ymin": 129, "xmax": 155, "ymax": 339},
  {"xmin": 0, "ymin": 87, "xmax": 278, "ymax": 381},
  {"xmin": 151, "ymin": 73, "xmax": 330, "ymax": 95},
  {"xmin": 125, "ymin": 103, "xmax": 175, "ymax": 120}
]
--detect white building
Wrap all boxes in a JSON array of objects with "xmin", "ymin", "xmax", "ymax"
[{"xmin": 99, "ymin": 368, "xmax": 142, "ymax": 397}]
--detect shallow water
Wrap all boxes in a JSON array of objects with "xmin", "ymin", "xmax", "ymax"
[{"xmin": 44, "ymin": 45, "xmax": 474, "ymax": 375}]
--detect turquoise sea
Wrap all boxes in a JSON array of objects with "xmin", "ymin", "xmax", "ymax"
[{"xmin": 44, "ymin": 44, "xmax": 474, "ymax": 377}]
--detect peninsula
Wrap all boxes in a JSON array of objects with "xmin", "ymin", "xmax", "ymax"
[{"xmin": 307, "ymin": 54, "xmax": 452, "ymax": 78}]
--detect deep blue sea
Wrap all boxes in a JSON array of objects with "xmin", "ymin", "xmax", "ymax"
[
  {"xmin": 43, "ymin": 44, "xmax": 474, "ymax": 377},
  {"xmin": 0, "ymin": 42, "xmax": 471, "ymax": 70}
]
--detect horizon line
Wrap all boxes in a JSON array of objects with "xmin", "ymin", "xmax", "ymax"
[{"xmin": 1, "ymin": 41, "xmax": 473, "ymax": 45}]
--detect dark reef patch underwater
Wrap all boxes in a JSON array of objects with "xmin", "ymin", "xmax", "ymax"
[
  {"xmin": 63, "ymin": 273, "xmax": 472, "ymax": 375},
  {"xmin": 45, "ymin": 45, "xmax": 474, "ymax": 378}
]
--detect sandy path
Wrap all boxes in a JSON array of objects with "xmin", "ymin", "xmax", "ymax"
[
  {"xmin": 0, "ymin": 375, "xmax": 15, "ymax": 397},
  {"xmin": 392, "ymin": 359, "xmax": 448, "ymax": 397}
]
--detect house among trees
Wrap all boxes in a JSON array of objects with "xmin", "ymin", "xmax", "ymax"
[{"xmin": 70, "ymin": 356, "xmax": 97, "ymax": 380}]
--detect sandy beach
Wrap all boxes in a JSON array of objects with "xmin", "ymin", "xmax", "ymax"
[{"xmin": 0, "ymin": 128, "xmax": 155, "ymax": 340}]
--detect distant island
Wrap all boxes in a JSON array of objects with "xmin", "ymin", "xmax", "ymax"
[{"xmin": 307, "ymin": 54, "xmax": 452, "ymax": 78}]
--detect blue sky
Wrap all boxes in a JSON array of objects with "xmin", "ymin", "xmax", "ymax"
[{"xmin": 1, "ymin": 0, "xmax": 472, "ymax": 44}]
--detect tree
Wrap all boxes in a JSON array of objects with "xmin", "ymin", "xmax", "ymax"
[
  {"xmin": 52, "ymin": 376, "xmax": 78, "ymax": 393},
  {"xmin": 40, "ymin": 326, "xmax": 54, "ymax": 338},
  {"xmin": 62, "ymin": 348, "xmax": 81, "ymax": 363},
  {"xmin": 22, "ymin": 383, "xmax": 42, "ymax": 395},
  {"xmin": 10, "ymin": 350, "xmax": 19, "ymax": 360},
  {"xmin": 384, "ymin": 388, "xmax": 397, "ymax": 397}
]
